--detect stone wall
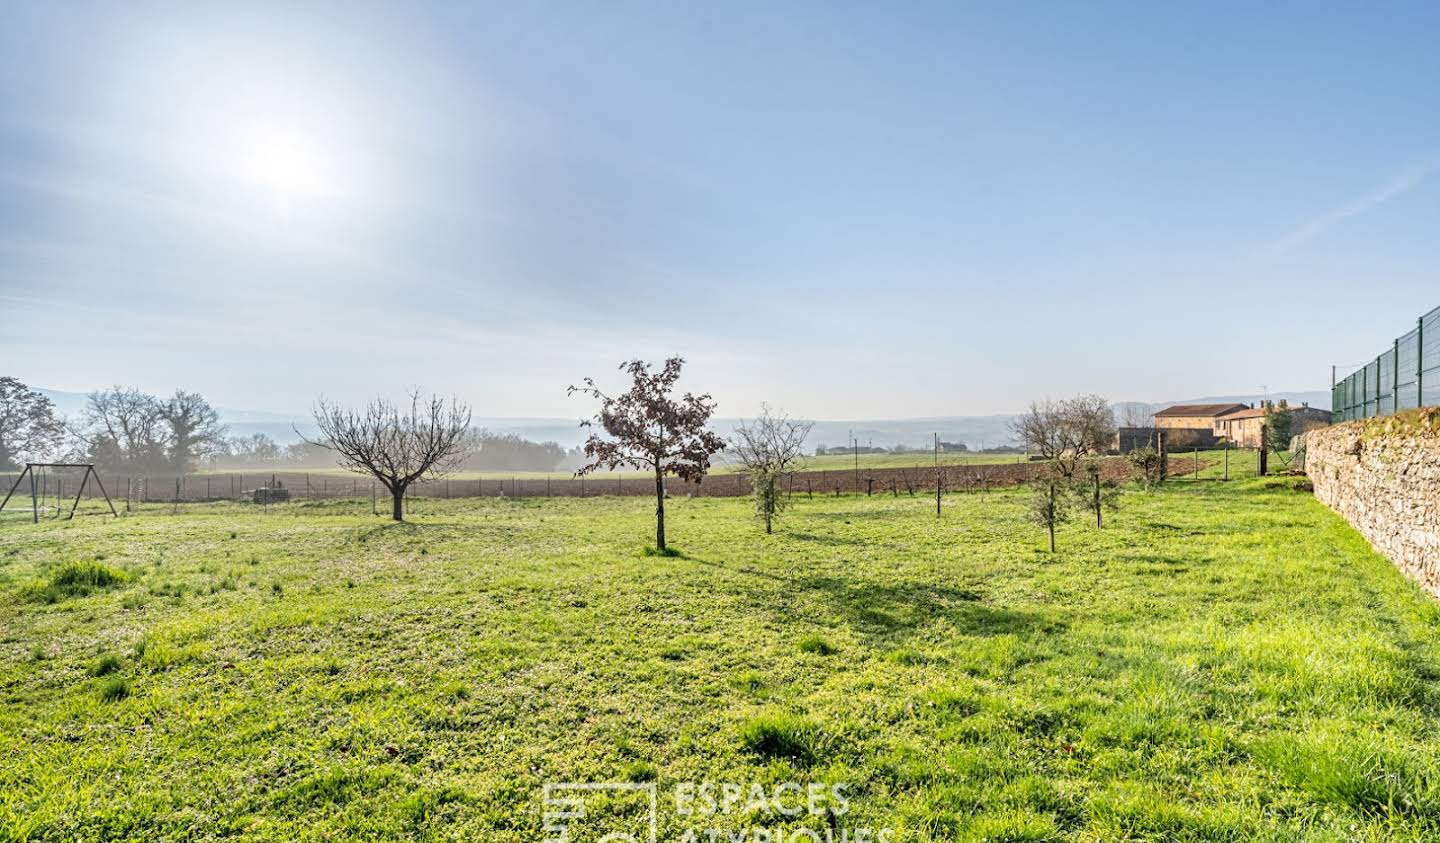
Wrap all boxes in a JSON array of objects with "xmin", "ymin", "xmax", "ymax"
[{"xmin": 1302, "ymin": 409, "xmax": 1440, "ymax": 596}]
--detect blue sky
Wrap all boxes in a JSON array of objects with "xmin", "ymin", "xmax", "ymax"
[{"xmin": 2, "ymin": 1, "xmax": 1438, "ymax": 418}]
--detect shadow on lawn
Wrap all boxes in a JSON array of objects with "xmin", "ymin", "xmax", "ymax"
[
  {"xmin": 794, "ymin": 573, "xmax": 1046, "ymax": 639},
  {"xmin": 688, "ymin": 555, "xmax": 1055, "ymax": 645}
]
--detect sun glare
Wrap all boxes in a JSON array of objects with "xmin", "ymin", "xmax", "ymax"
[{"xmin": 240, "ymin": 128, "xmax": 331, "ymax": 198}]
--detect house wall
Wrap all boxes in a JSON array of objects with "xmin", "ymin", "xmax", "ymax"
[
  {"xmin": 1302, "ymin": 410, "xmax": 1440, "ymax": 597},
  {"xmin": 1154, "ymin": 416, "xmax": 1217, "ymax": 431}
]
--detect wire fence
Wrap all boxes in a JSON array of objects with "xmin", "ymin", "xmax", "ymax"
[
  {"xmin": 1333, "ymin": 304, "xmax": 1440, "ymax": 421},
  {"xmin": 2, "ymin": 460, "xmax": 1145, "ymax": 514}
]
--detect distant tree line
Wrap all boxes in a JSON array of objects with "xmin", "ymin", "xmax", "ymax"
[
  {"xmin": 0, "ymin": 376, "xmax": 581, "ymax": 477},
  {"xmin": 204, "ymin": 429, "xmax": 576, "ymax": 472},
  {"xmin": 0, "ymin": 378, "xmax": 228, "ymax": 475}
]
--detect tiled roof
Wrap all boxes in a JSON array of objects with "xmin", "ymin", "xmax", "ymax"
[{"xmin": 1154, "ymin": 403, "xmax": 1249, "ymax": 418}]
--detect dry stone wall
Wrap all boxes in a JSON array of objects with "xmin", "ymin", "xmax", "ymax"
[{"xmin": 1302, "ymin": 409, "xmax": 1440, "ymax": 596}]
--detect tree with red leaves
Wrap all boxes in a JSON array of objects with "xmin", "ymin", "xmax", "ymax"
[{"xmin": 569, "ymin": 357, "xmax": 726, "ymax": 552}]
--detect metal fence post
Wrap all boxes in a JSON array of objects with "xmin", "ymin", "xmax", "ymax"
[
  {"xmin": 1376, "ymin": 354, "xmax": 1383, "ymax": 413},
  {"xmin": 1394, "ymin": 338, "xmax": 1401, "ymax": 410},
  {"xmin": 1419, "ymin": 315, "xmax": 1426, "ymax": 407}
]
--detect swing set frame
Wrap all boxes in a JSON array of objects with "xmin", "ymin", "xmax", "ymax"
[{"xmin": 0, "ymin": 463, "xmax": 119, "ymax": 524}]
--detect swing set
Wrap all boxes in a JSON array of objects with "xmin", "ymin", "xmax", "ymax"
[{"xmin": 0, "ymin": 463, "xmax": 118, "ymax": 524}]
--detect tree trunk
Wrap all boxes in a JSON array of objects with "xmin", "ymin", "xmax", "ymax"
[
  {"xmin": 1048, "ymin": 483, "xmax": 1058, "ymax": 552},
  {"xmin": 391, "ymin": 486, "xmax": 405, "ymax": 522},
  {"xmin": 654, "ymin": 469, "xmax": 665, "ymax": 551},
  {"xmin": 1094, "ymin": 475, "xmax": 1102, "ymax": 528},
  {"xmin": 764, "ymin": 509, "xmax": 773, "ymax": 534}
]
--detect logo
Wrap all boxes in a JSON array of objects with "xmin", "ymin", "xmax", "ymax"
[
  {"xmin": 541, "ymin": 781, "xmax": 896, "ymax": 843},
  {"xmin": 543, "ymin": 783, "xmax": 658, "ymax": 843}
]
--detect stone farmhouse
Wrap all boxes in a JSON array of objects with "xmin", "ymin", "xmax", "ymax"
[{"xmin": 1214, "ymin": 403, "xmax": 1332, "ymax": 448}]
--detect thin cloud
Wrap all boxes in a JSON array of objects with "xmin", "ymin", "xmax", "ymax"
[{"xmin": 1257, "ymin": 162, "xmax": 1437, "ymax": 257}]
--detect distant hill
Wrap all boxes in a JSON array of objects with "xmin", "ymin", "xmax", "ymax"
[{"xmin": 36, "ymin": 387, "xmax": 1330, "ymax": 452}]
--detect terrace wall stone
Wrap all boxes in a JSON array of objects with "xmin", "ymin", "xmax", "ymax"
[{"xmin": 1302, "ymin": 409, "xmax": 1440, "ymax": 597}]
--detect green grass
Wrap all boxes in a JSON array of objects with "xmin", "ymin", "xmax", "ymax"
[{"xmin": 2, "ymin": 479, "xmax": 1439, "ymax": 840}]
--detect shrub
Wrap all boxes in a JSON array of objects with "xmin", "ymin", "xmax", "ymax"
[{"xmin": 1126, "ymin": 446, "xmax": 1165, "ymax": 488}]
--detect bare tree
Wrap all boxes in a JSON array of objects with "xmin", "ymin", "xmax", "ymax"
[
  {"xmin": 732, "ymin": 405, "xmax": 812, "ymax": 534},
  {"xmin": 1011, "ymin": 394, "xmax": 1117, "ymax": 479},
  {"xmin": 78, "ymin": 386, "xmax": 166, "ymax": 473},
  {"xmin": 158, "ymin": 390, "xmax": 228, "ymax": 475},
  {"xmin": 1116, "ymin": 402, "xmax": 1156, "ymax": 428},
  {"xmin": 0, "ymin": 377, "xmax": 64, "ymax": 470},
  {"xmin": 569, "ymin": 357, "xmax": 726, "ymax": 553},
  {"xmin": 224, "ymin": 433, "xmax": 285, "ymax": 467},
  {"xmin": 304, "ymin": 391, "xmax": 472, "ymax": 521}
]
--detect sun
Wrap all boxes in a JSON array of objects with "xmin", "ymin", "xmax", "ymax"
[{"xmin": 240, "ymin": 127, "xmax": 332, "ymax": 198}]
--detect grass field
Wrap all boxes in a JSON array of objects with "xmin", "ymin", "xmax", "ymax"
[{"xmin": 3, "ymin": 479, "xmax": 1439, "ymax": 840}]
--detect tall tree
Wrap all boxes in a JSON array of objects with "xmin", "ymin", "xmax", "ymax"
[
  {"xmin": 158, "ymin": 390, "xmax": 228, "ymax": 475},
  {"xmin": 304, "ymin": 391, "xmax": 471, "ymax": 521},
  {"xmin": 0, "ymin": 377, "xmax": 65, "ymax": 470},
  {"xmin": 79, "ymin": 387, "xmax": 166, "ymax": 473},
  {"xmin": 732, "ymin": 405, "xmax": 812, "ymax": 534},
  {"xmin": 570, "ymin": 357, "xmax": 726, "ymax": 552}
]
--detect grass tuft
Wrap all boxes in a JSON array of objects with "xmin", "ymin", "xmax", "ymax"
[
  {"xmin": 89, "ymin": 653, "xmax": 123, "ymax": 677},
  {"xmin": 97, "ymin": 676, "xmax": 131, "ymax": 702},
  {"xmin": 798, "ymin": 634, "xmax": 838, "ymax": 655},
  {"xmin": 621, "ymin": 760, "xmax": 658, "ymax": 782},
  {"xmin": 640, "ymin": 545, "xmax": 681, "ymax": 558},
  {"xmin": 19, "ymin": 560, "xmax": 128, "ymax": 603},
  {"xmin": 739, "ymin": 711, "xmax": 822, "ymax": 762},
  {"xmin": 1258, "ymin": 730, "xmax": 1436, "ymax": 817}
]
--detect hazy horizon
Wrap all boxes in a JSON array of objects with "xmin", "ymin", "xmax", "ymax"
[{"xmin": 4, "ymin": 2, "xmax": 1436, "ymax": 417}]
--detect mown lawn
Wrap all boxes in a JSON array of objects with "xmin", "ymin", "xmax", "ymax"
[{"xmin": 1, "ymin": 478, "xmax": 1438, "ymax": 841}]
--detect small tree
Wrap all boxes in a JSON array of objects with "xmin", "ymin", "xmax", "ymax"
[
  {"xmin": 570, "ymin": 357, "xmax": 726, "ymax": 552},
  {"xmin": 1027, "ymin": 470, "xmax": 1070, "ymax": 553},
  {"xmin": 732, "ymin": 405, "xmax": 812, "ymax": 534},
  {"xmin": 1126, "ymin": 445, "xmax": 1165, "ymax": 488},
  {"xmin": 1011, "ymin": 394, "xmax": 1116, "ymax": 479},
  {"xmin": 0, "ymin": 377, "xmax": 64, "ymax": 470},
  {"xmin": 1264, "ymin": 400, "xmax": 1293, "ymax": 455},
  {"xmin": 304, "ymin": 391, "xmax": 471, "ymax": 521},
  {"xmin": 1074, "ymin": 458, "xmax": 1120, "ymax": 527}
]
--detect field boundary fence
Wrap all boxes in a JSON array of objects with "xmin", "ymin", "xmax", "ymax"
[
  {"xmin": 2, "ymin": 460, "xmax": 1143, "ymax": 512},
  {"xmin": 1333, "ymin": 303, "xmax": 1440, "ymax": 421}
]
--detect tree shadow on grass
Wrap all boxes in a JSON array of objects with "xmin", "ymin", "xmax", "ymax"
[
  {"xmin": 792, "ymin": 573, "xmax": 1048, "ymax": 639},
  {"xmin": 786, "ymin": 531, "xmax": 869, "ymax": 547},
  {"xmin": 686, "ymin": 555, "xmax": 1057, "ymax": 646},
  {"xmin": 351, "ymin": 520, "xmax": 504, "ymax": 545}
]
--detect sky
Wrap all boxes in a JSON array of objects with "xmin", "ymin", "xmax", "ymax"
[{"xmin": 2, "ymin": 1, "xmax": 1439, "ymax": 419}]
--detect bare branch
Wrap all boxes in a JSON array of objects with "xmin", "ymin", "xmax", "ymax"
[{"xmin": 302, "ymin": 390, "xmax": 472, "ymax": 521}]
